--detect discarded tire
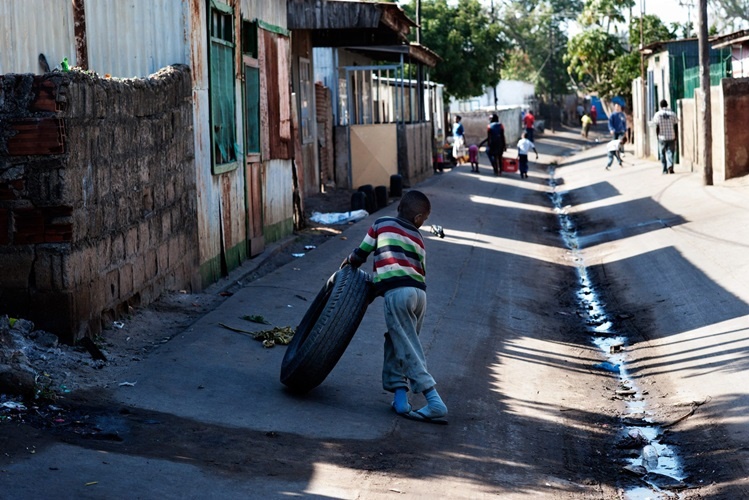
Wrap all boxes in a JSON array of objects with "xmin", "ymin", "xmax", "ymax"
[
  {"xmin": 374, "ymin": 185, "xmax": 388, "ymax": 210},
  {"xmin": 351, "ymin": 191, "xmax": 367, "ymax": 211},
  {"xmin": 390, "ymin": 174, "xmax": 403, "ymax": 198},
  {"xmin": 358, "ymin": 184, "xmax": 376, "ymax": 213},
  {"xmin": 280, "ymin": 266, "xmax": 372, "ymax": 393}
]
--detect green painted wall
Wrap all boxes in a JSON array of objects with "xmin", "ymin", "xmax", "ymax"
[{"xmin": 264, "ymin": 218, "xmax": 293, "ymax": 244}]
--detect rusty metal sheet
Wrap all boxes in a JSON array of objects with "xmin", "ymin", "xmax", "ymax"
[
  {"xmin": 83, "ymin": 0, "xmax": 188, "ymax": 77},
  {"xmin": 0, "ymin": 0, "xmax": 77, "ymax": 74},
  {"xmin": 240, "ymin": 0, "xmax": 286, "ymax": 29}
]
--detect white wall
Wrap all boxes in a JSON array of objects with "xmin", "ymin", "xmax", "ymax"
[{"xmin": 449, "ymin": 80, "xmax": 535, "ymax": 113}]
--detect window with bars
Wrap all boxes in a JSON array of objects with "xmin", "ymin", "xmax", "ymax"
[
  {"xmin": 243, "ymin": 20, "xmax": 260, "ymax": 155},
  {"xmin": 209, "ymin": 1, "xmax": 237, "ymax": 173}
]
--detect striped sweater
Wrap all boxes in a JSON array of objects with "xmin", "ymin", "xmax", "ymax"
[{"xmin": 349, "ymin": 216, "xmax": 426, "ymax": 295}]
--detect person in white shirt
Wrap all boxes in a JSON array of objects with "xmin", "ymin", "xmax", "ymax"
[
  {"xmin": 651, "ymin": 99, "xmax": 678, "ymax": 174},
  {"xmin": 516, "ymin": 132, "xmax": 538, "ymax": 179},
  {"xmin": 605, "ymin": 136, "xmax": 627, "ymax": 169}
]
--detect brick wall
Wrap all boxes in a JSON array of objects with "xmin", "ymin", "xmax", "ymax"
[{"xmin": 0, "ymin": 65, "xmax": 198, "ymax": 343}]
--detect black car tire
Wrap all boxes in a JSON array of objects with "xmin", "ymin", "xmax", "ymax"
[{"xmin": 280, "ymin": 266, "xmax": 372, "ymax": 393}]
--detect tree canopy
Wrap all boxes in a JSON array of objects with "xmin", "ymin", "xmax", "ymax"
[
  {"xmin": 710, "ymin": 0, "xmax": 749, "ymax": 31},
  {"xmin": 401, "ymin": 0, "xmax": 508, "ymax": 100},
  {"xmin": 564, "ymin": 1, "xmax": 676, "ymax": 104},
  {"xmin": 499, "ymin": 0, "xmax": 578, "ymax": 101}
]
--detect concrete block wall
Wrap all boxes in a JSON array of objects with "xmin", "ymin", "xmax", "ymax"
[
  {"xmin": 0, "ymin": 65, "xmax": 198, "ymax": 343},
  {"xmin": 459, "ymin": 107, "xmax": 524, "ymax": 148}
]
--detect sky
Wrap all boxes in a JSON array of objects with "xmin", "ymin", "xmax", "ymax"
[
  {"xmin": 638, "ymin": 0, "xmax": 697, "ymax": 28},
  {"xmin": 403, "ymin": 0, "xmax": 701, "ymax": 29},
  {"xmin": 566, "ymin": 0, "xmax": 696, "ymax": 37},
  {"xmin": 400, "ymin": 0, "xmax": 746, "ymax": 36}
]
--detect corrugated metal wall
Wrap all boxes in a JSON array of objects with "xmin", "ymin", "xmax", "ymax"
[
  {"xmin": 1, "ymin": 0, "xmax": 297, "ymax": 287},
  {"xmin": 0, "ymin": 0, "xmax": 76, "ymax": 74},
  {"xmin": 241, "ymin": 0, "xmax": 286, "ymax": 29},
  {"xmin": 85, "ymin": 0, "xmax": 188, "ymax": 77},
  {"xmin": 0, "ymin": 0, "xmax": 187, "ymax": 77}
]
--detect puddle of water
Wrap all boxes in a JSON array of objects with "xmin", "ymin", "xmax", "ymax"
[{"xmin": 547, "ymin": 165, "xmax": 686, "ymax": 498}]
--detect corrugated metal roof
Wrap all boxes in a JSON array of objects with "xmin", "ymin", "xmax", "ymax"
[{"xmin": 0, "ymin": 0, "xmax": 77, "ymax": 74}]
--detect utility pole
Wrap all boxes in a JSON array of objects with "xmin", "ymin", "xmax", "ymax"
[
  {"xmin": 697, "ymin": 0, "xmax": 713, "ymax": 185},
  {"xmin": 640, "ymin": 0, "xmax": 647, "ymax": 158},
  {"xmin": 549, "ymin": 15, "xmax": 555, "ymax": 132},
  {"xmin": 492, "ymin": 0, "xmax": 498, "ymax": 110},
  {"xmin": 416, "ymin": 0, "xmax": 421, "ymax": 44},
  {"xmin": 678, "ymin": 0, "xmax": 696, "ymax": 37}
]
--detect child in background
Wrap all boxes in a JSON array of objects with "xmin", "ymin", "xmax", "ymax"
[
  {"xmin": 342, "ymin": 190, "xmax": 448, "ymax": 424},
  {"xmin": 468, "ymin": 144, "xmax": 479, "ymax": 173},
  {"xmin": 581, "ymin": 113, "xmax": 592, "ymax": 138},
  {"xmin": 605, "ymin": 136, "xmax": 627, "ymax": 169},
  {"xmin": 516, "ymin": 132, "xmax": 538, "ymax": 179}
]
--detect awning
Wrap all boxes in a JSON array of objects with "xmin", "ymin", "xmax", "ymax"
[
  {"xmin": 287, "ymin": 0, "xmax": 439, "ymax": 66},
  {"xmin": 711, "ymin": 29, "xmax": 749, "ymax": 49}
]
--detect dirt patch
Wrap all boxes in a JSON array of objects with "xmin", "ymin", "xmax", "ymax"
[{"xmin": 0, "ymin": 188, "xmax": 361, "ymax": 404}]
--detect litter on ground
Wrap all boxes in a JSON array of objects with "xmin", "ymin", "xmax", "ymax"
[{"xmin": 309, "ymin": 210, "xmax": 368, "ymax": 225}]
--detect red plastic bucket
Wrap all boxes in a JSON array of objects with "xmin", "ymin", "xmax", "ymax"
[{"xmin": 502, "ymin": 157, "xmax": 519, "ymax": 173}]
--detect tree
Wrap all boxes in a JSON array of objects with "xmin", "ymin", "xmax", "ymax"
[
  {"xmin": 565, "ymin": 27, "xmax": 625, "ymax": 93},
  {"xmin": 709, "ymin": 0, "xmax": 749, "ymax": 31},
  {"xmin": 564, "ymin": 1, "xmax": 675, "ymax": 103},
  {"xmin": 401, "ymin": 0, "xmax": 508, "ymax": 100},
  {"xmin": 500, "ymin": 0, "xmax": 580, "ymax": 101}
]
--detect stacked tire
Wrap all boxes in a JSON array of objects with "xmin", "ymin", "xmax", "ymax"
[{"xmin": 357, "ymin": 184, "xmax": 376, "ymax": 213}]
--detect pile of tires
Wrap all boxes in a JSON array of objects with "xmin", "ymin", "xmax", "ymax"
[{"xmin": 280, "ymin": 266, "xmax": 372, "ymax": 393}]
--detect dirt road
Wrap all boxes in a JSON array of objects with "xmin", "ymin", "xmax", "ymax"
[{"xmin": 2, "ymin": 125, "xmax": 736, "ymax": 499}]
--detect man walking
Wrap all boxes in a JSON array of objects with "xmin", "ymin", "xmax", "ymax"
[
  {"xmin": 652, "ymin": 99, "xmax": 678, "ymax": 174},
  {"xmin": 608, "ymin": 104, "xmax": 627, "ymax": 140},
  {"xmin": 522, "ymin": 109, "xmax": 535, "ymax": 142}
]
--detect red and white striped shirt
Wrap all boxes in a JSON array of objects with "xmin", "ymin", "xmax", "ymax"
[{"xmin": 348, "ymin": 216, "xmax": 426, "ymax": 295}]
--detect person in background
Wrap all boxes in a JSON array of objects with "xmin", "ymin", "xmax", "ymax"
[
  {"xmin": 576, "ymin": 102, "xmax": 584, "ymax": 124},
  {"xmin": 452, "ymin": 115, "xmax": 465, "ymax": 166},
  {"xmin": 522, "ymin": 109, "xmax": 535, "ymax": 142},
  {"xmin": 342, "ymin": 190, "xmax": 448, "ymax": 425},
  {"xmin": 590, "ymin": 104, "xmax": 598, "ymax": 125},
  {"xmin": 605, "ymin": 136, "xmax": 627, "ymax": 170},
  {"xmin": 651, "ymin": 99, "xmax": 678, "ymax": 174},
  {"xmin": 581, "ymin": 113, "xmax": 593, "ymax": 138},
  {"xmin": 608, "ymin": 104, "xmax": 627, "ymax": 139},
  {"xmin": 516, "ymin": 132, "xmax": 538, "ymax": 179},
  {"xmin": 468, "ymin": 143, "xmax": 480, "ymax": 173},
  {"xmin": 486, "ymin": 113, "xmax": 506, "ymax": 176}
]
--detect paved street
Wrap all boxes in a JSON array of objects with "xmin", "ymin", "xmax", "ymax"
[{"xmin": 3, "ymin": 124, "xmax": 749, "ymax": 499}]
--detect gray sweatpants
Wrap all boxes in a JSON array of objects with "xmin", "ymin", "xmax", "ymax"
[{"xmin": 382, "ymin": 287, "xmax": 436, "ymax": 394}]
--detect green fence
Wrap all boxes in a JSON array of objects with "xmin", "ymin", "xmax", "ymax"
[{"xmin": 682, "ymin": 58, "xmax": 732, "ymax": 99}]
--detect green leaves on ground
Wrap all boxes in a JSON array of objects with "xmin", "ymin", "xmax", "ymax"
[{"xmin": 241, "ymin": 314, "xmax": 271, "ymax": 325}]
